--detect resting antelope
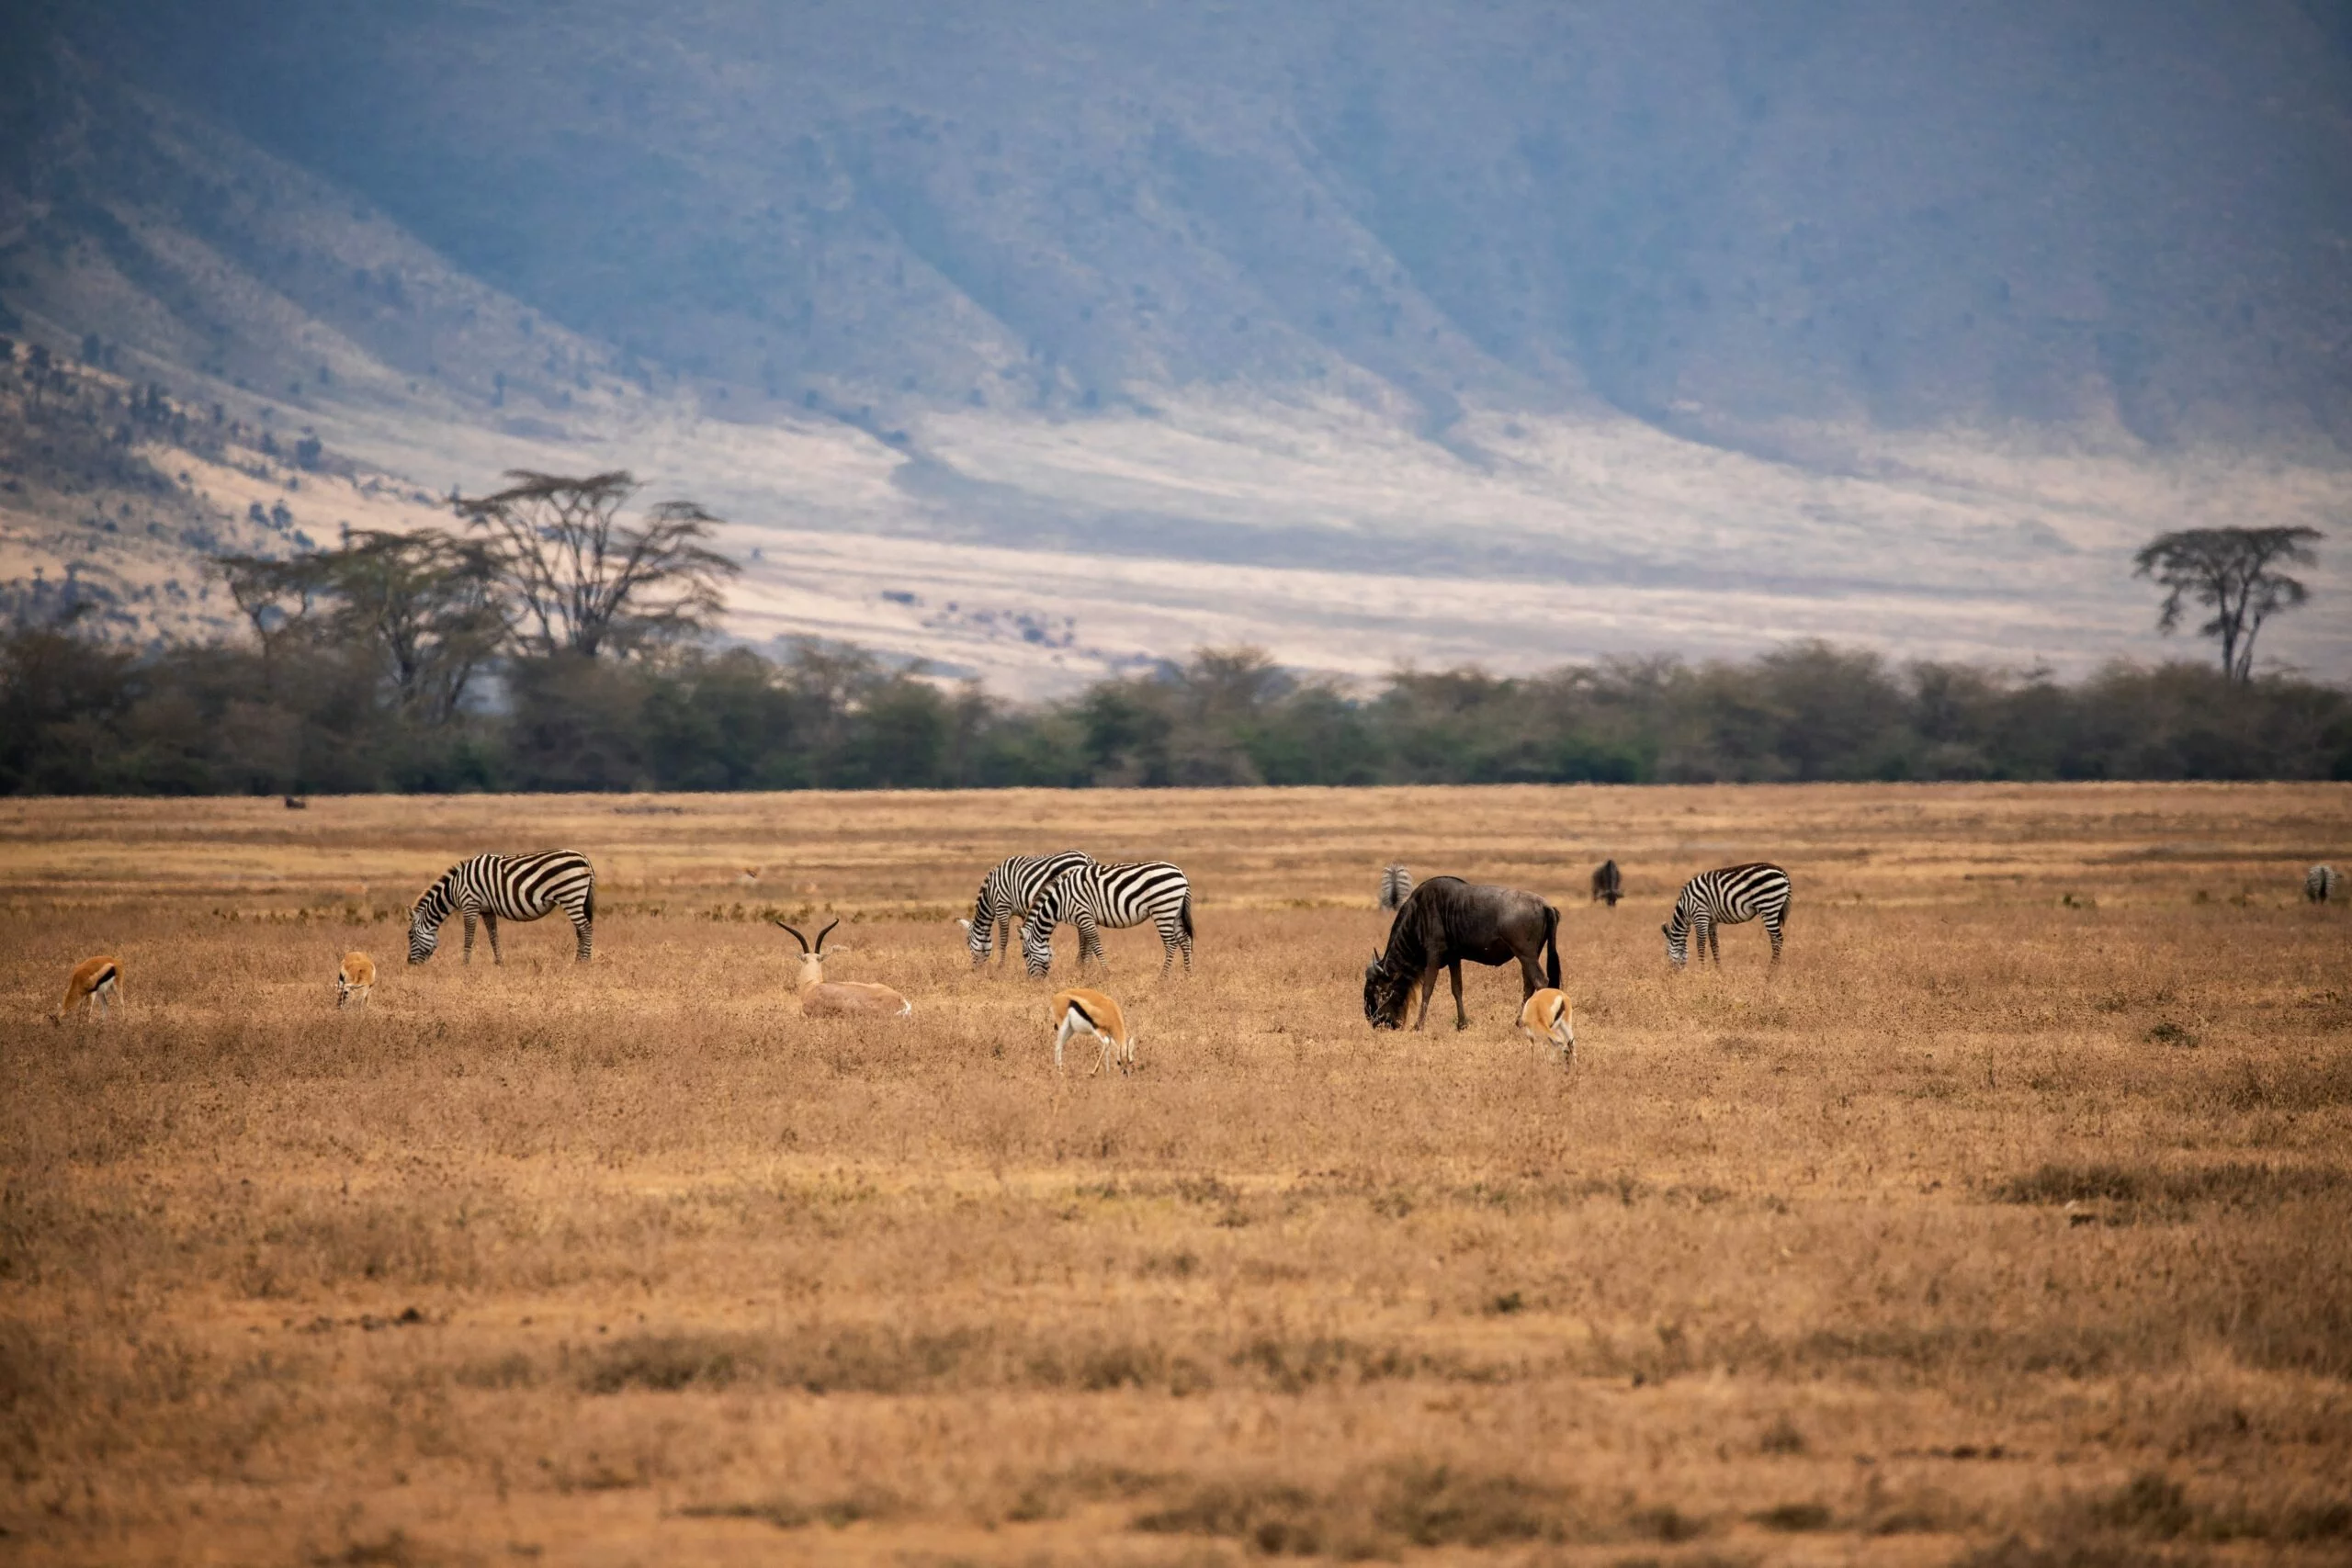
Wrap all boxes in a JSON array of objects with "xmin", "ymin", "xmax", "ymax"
[
  {"xmin": 1050, "ymin": 987, "xmax": 1135, "ymax": 1076},
  {"xmin": 54, "ymin": 954, "xmax": 124, "ymax": 1023},
  {"xmin": 1518, "ymin": 987, "xmax": 1575, "ymax": 1067},
  {"xmin": 774, "ymin": 919, "xmax": 912, "ymax": 1018},
  {"xmin": 337, "ymin": 951, "xmax": 377, "ymax": 1009}
]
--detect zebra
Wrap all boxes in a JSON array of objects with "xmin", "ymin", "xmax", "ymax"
[
  {"xmin": 1590, "ymin": 859, "xmax": 1623, "ymax": 907},
  {"xmin": 1663, "ymin": 863, "xmax": 1792, "ymax": 969},
  {"xmin": 2311, "ymin": 864, "xmax": 2340, "ymax": 904},
  {"xmin": 1022, "ymin": 861, "xmax": 1194, "ymax": 978},
  {"xmin": 960, "ymin": 851, "xmax": 1093, "ymax": 967},
  {"xmin": 1377, "ymin": 863, "xmax": 1413, "ymax": 912},
  {"xmin": 409, "ymin": 850, "xmax": 596, "ymax": 965}
]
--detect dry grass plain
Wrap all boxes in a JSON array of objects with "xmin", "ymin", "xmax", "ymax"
[{"xmin": 2, "ymin": 783, "xmax": 2348, "ymax": 1568}]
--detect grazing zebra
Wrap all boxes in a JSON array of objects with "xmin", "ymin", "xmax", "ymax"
[
  {"xmin": 1378, "ymin": 863, "xmax": 1413, "ymax": 912},
  {"xmin": 1663, "ymin": 863, "xmax": 1792, "ymax": 969},
  {"xmin": 1022, "ymin": 861, "xmax": 1194, "ymax": 978},
  {"xmin": 2311, "ymin": 864, "xmax": 2340, "ymax": 903},
  {"xmin": 960, "ymin": 851, "xmax": 1093, "ymax": 967},
  {"xmin": 1590, "ymin": 859, "xmax": 1623, "ymax": 907},
  {"xmin": 409, "ymin": 850, "xmax": 596, "ymax": 965}
]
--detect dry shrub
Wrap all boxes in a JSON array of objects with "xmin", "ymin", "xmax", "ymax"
[
  {"xmin": 1134, "ymin": 1460, "xmax": 1586, "ymax": 1556},
  {"xmin": 1991, "ymin": 1162, "xmax": 2347, "ymax": 1210},
  {"xmin": 679, "ymin": 1488, "xmax": 902, "ymax": 1530}
]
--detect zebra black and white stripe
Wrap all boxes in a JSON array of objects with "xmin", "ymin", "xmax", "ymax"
[
  {"xmin": 2311, "ymin": 864, "xmax": 2340, "ymax": 904},
  {"xmin": 409, "ymin": 850, "xmax": 597, "ymax": 965},
  {"xmin": 964, "ymin": 851, "xmax": 1093, "ymax": 967},
  {"xmin": 1663, "ymin": 862, "xmax": 1792, "ymax": 968},
  {"xmin": 1022, "ymin": 861, "xmax": 1194, "ymax": 978},
  {"xmin": 1378, "ymin": 863, "xmax": 1413, "ymax": 912}
]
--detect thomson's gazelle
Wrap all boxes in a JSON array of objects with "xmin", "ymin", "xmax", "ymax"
[
  {"xmin": 337, "ymin": 951, "xmax": 377, "ymax": 1009},
  {"xmin": 1518, "ymin": 987, "xmax": 1575, "ymax": 1068},
  {"xmin": 1050, "ymin": 988, "xmax": 1135, "ymax": 1076},
  {"xmin": 55, "ymin": 955, "xmax": 124, "ymax": 1023}
]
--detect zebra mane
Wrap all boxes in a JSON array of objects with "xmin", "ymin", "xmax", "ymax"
[{"xmin": 412, "ymin": 869, "xmax": 458, "ymax": 928}]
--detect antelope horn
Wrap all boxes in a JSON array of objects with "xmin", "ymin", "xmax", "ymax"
[
  {"xmin": 815, "ymin": 918, "xmax": 842, "ymax": 953},
  {"xmin": 773, "ymin": 919, "xmax": 810, "ymax": 953}
]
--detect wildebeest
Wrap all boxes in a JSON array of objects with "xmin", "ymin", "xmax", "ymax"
[
  {"xmin": 1363, "ymin": 876, "xmax": 1561, "ymax": 1031},
  {"xmin": 1377, "ymin": 863, "xmax": 1413, "ymax": 912},
  {"xmin": 1590, "ymin": 859, "xmax": 1623, "ymax": 907}
]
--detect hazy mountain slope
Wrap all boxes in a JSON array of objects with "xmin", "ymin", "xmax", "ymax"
[
  {"xmin": 80, "ymin": 0, "xmax": 2352, "ymax": 444},
  {"xmin": 3, "ymin": 8, "xmax": 2348, "ymax": 694}
]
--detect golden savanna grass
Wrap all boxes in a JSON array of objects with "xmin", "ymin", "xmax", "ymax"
[{"xmin": 2, "ymin": 784, "xmax": 2348, "ymax": 1567}]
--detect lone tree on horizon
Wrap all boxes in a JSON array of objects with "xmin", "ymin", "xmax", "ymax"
[
  {"xmin": 2132, "ymin": 525, "xmax": 2323, "ymax": 683},
  {"xmin": 456, "ymin": 470, "xmax": 737, "ymax": 659}
]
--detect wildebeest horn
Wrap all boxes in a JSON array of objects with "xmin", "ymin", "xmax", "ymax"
[
  {"xmin": 815, "ymin": 918, "xmax": 842, "ymax": 952},
  {"xmin": 773, "ymin": 919, "xmax": 809, "ymax": 952}
]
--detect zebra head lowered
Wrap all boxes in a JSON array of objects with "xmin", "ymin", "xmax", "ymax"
[{"xmin": 408, "ymin": 878, "xmax": 454, "ymax": 964}]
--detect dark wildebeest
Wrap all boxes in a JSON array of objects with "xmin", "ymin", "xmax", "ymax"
[
  {"xmin": 1363, "ymin": 876, "xmax": 1560, "ymax": 1032},
  {"xmin": 1590, "ymin": 859, "xmax": 1623, "ymax": 907}
]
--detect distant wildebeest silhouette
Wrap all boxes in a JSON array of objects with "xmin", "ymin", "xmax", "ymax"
[
  {"xmin": 1590, "ymin": 859, "xmax": 1623, "ymax": 907},
  {"xmin": 2311, "ymin": 863, "xmax": 2340, "ymax": 904},
  {"xmin": 1378, "ymin": 863, "xmax": 1413, "ymax": 912},
  {"xmin": 1364, "ymin": 876, "xmax": 1560, "ymax": 1032}
]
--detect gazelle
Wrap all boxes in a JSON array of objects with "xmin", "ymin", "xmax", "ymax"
[
  {"xmin": 337, "ymin": 951, "xmax": 377, "ymax": 1009},
  {"xmin": 1518, "ymin": 987, "xmax": 1575, "ymax": 1067},
  {"xmin": 1050, "ymin": 987, "xmax": 1135, "ymax": 1076},
  {"xmin": 54, "ymin": 954, "xmax": 124, "ymax": 1023},
  {"xmin": 773, "ymin": 919, "xmax": 912, "ymax": 1018}
]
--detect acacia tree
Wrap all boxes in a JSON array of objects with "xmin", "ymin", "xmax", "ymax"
[
  {"xmin": 456, "ymin": 470, "xmax": 738, "ymax": 658},
  {"xmin": 2133, "ymin": 526, "xmax": 2323, "ymax": 682},
  {"xmin": 210, "ymin": 551, "xmax": 330, "ymax": 694},
  {"xmin": 322, "ymin": 530, "xmax": 507, "ymax": 723}
]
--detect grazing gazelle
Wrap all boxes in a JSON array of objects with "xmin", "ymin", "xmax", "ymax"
[
  {"xmin": 1518, "ymin": 987, "xmax": 1575, "ymax": 1067},
  {"xmin": 54, "ymin": 954, "xmax": 124, "ymax": 1023},
  {"xmin": 773, "ymin": 919, "xmax": 911, "ymax": 1018},
  {"xmin": 1049, "ymin": 987, "xmax": 1135, "ymax": 1076},
  {"xmin": 336, "ymin": 951, "xmax": 377, "ymax": 1010}
]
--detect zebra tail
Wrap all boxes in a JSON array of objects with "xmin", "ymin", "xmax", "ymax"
[
  {"xmin": 1180, "ymin": 893, "xmax": 1194, "ymax": 941},
  {"xmin": 1543, "ymin": 905, "xmax": 1561, "ymax": 989},
  {"xmin": 582, "ymin": 882, "xmax": 596, "ymax": 924}
]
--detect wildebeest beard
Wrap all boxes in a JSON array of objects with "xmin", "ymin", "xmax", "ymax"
[{"xmin": 1363, "ymin": 959, "xmax": 1415, "ymax": 1028}]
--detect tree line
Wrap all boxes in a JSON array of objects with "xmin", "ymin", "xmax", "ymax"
[
  {"xmin": 7, "ymin": 620, "xmax": 2349, "ymax": 795},
  {"xmin": 3, "ymin": 470, "xmax": 2345, "ymax": 793}
]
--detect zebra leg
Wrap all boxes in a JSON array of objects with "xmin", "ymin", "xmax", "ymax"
[
  {"xmin": 1768, "ymin": 918, "xmax": 1783, "ymax": 966},
  {"xmin": 481, "ymin": 908, "xmax": 502, "ymax": 965},
  {"xmin": 1450, "ymin": 961, "xmax": 1468, "ymax": 1031},
  {"xmin": 462, "ymin": 910, "xmax": 478, "ymax": 964},
  {"xmin": 1080, "ymin": 915, "xmax": 1103, "ymax": 968}
]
